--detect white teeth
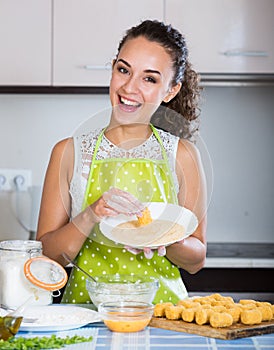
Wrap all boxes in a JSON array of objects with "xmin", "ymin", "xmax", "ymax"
[{"xmin": 120, "ymin": 97, "xmax": 140, "ymax": 106}]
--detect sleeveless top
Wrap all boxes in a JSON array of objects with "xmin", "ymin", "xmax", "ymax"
[{"xmin": 62, "ymin": 126, "xmax": 188, "ymax": 305}]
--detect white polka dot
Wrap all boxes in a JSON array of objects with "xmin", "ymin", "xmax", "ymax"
[
  {"xmin": 117, "ymin": 178, "xmax": 121, "ymax": 182},
  {"xmin": 81, "ymin": 276, "xmax": 85, "ymax": 280},
  {"xmin": 102, "ymin": 271, "xmax": 106, "ymax": 274},
  {"xmin": 104, "ymin": 164, "xmax": 108, "ymax": 167},
  {"xmin": 110, "ymin": 170, "xmax": 113, "ymax": 174},
  {"xmin": 103, "ymin": 256, "xmax": 107, "ymax": 259},
  {"xmin": 91, "ymin": 179, "xmax": 94, "ymax": 183},
  {"xmin": 80, "ymin": 292, "xmax": 83, "ymax": 296},
  {"xmin": 164, "ymin": 290, "xmax": 167, "ymax": 294},
  {"xmin": 130, "ymin": 257, "xmax": 134, "ymax": 261},
  {"xmin": 131, "ymin": 179, "xmax": 135, "ymax": 183},
  {"xmin": 137, "ymin": 264, "xmax": 141, "ymax": 268},
  {"xmin": 132, "ymin": 164, "xmax": 136, "ymax": 167},
  {"xmin": 146, "ymin": 163, "xmax": 150, "ymax": 167},
  {"xmin": 122, "ymin": 249, "xmax": 126, "ymax": 253},
  {"xmin": 122, "ymin": 265, "xmax": 127, "ymax": 269},
  {"xmin": 107, "ymin": 249, "xmax": 112, "ymax": 253},
  {"xmin": 100, "ymin": 241, "xmax": 104, "ymax": 245},
  {"xmin": 99, "ymin": 172, "xmax": 103, "ymax": 176},
  {"xmin": 104, "ymin": 179, "xmax": 108, "ymax": 183},
  {"xmin": 144, "ymin": 271, "xmax": 148, "ymax": 275},
  {"xmin": 124, "ymin": 187, "xmax": 128, "ymax": 191},
  {"xmin": 97, "ymin": 262, "xmax": 101, "ymax": 266},
  {"xmin": 146, "ymin": 179, "xmax": 150, "ymax": 183},
  {"xmin": 84, "ymin": 260, "xmax": 87, "ymax": 265},
  {"xmin": 88, "ymin": 193, "xmax": 92, "ymax": 197},
  {"xmin": 96, "ymin": 186, "xmax": 101, "ymax": 191},
  {"xmin": 91, "ymin": 254, "xmax": 95, "ymax": 258},
  {"xmin": 74, "ymin": 283, "xmax": 78, "ymax": 287},
  {"xmin": 139, "ymin": 171, "xmax": 143, "ymax": 175},
  {"xmin": 124, "ymin": 171, "xmax": 128, "ymax": 175},
  {"xmin": 153, "ymin": 188, "xmax": 157, "ymax": 192},
  {"xmin": 115, "ymin": 257, "xmax": 119, "ymax": 261},
  {"xmin": 110, "ymin": 264, "xmax": 113, "ymax": 268}
]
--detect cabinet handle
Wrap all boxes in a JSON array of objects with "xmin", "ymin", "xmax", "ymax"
[
  {"xmin": 83, "ymin": 64, "xmax": 112, "ymax": 70},
  {"xmin": 222, "ymin": 50, "xmax": 268, "ymax": 57}
]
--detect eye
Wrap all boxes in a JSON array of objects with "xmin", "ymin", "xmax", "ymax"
[
  {"xmin": 144, "ymin": 76, "xmax": 157, "ymax": 84},
  {"xmin": 117, "ymin": 65, "xmax": 129, "ymax": 74}
]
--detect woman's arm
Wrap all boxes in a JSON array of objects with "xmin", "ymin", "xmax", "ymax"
[
  {"xmin": 166, "ymin": 139, "xmax": 207, "ymax": 274},
  {"xmin": 37, "ymin": 138, "xmax": 145, "ymax": 266},
  {"xmin": 36, "ymin": 138, "xmax": 96, "ymax": 265}
]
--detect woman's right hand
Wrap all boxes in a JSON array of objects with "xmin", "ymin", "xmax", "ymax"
[{"xmin": 90, "ymin": 187, "xmax": 145, "ymax": 220}]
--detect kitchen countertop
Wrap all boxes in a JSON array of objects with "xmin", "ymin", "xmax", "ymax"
[{"xmin": 17, "ymin": 323, "xmax": 274, "ymax": 350}]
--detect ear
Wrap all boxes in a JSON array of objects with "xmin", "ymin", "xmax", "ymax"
[{"xmin": 163, "ymin": 82, "xmax": 182, "ymax": 103}]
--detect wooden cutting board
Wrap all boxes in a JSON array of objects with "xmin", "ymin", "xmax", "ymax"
[{"xmin": 149, "ymin": 317, "xmax": 274, "ymax": 340}]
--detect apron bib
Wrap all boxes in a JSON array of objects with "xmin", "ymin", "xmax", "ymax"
[{"xmin": 62, "ymin": 126, "xmax": 188, "ymax": 305}]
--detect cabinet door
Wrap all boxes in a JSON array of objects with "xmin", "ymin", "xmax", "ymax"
[
  {"xmin": 53, "ymin": 0, "xmax": 163, "ymax": 86},
  {"xmin": 0, "ymin": 0, "xmax": 51, "ymax": 85},
  {"xmin": 166, "ymin": 0, "xmax": 274, "ymax": 74}
]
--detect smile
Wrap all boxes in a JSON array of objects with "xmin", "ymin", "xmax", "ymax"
[{"xmin": 120, "ymin": 96, "xmax": 141, "ymax": 107}]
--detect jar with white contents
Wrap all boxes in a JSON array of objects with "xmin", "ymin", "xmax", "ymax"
[{"xmin": 0, "ymin": 240, "xmax": 67, "ymax": 309}]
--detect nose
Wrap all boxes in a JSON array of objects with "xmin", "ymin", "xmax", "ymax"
[{"xmin": 122, "ymin": 75, "xmax": 139, "ymax": 93}]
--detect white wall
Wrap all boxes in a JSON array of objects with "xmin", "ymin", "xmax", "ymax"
[{"xmin": 0, "ymin": 87, "xmax": 273, "ymax": 243}]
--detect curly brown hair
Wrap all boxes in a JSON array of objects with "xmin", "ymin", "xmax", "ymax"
[{"xmin": 116, "ymin": 20, "xmax": 202, "ymax": 142}]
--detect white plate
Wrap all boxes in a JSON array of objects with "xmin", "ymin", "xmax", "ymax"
[
  {"xmin": 100, "ymin": 202, "xmax": 198, "ymax": 249},
  {"xmin": 19, "ymin": 305, "xmax": 101, "ymax": 332}
]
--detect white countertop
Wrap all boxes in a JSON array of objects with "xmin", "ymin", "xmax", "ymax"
[{"xmin": 205, "ymin": 257, "xmax": 274, "ymax": 268}]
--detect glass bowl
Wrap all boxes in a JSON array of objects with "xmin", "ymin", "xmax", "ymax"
[
  {"xmin": 86, "ymin": 274, "xmax": 159, "ymax": 308},
  {"xmin": 98, "ymin": 301, "xmax": 154, "ymax": 332}
]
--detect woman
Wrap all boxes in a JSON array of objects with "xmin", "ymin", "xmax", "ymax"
[{"xmin": 37, "ymin": 20, "xmax": 207, "ymax": 304}]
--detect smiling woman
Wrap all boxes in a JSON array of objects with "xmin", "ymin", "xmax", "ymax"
[{"xmin": 36, "ymin": 20, "xmax": 207, "ymax": 306}]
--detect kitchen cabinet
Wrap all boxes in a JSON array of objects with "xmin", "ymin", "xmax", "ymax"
[
  {"xmin": 0, "ymin": 0, "xmax": 51, "ymax": 85},
  {"xmin": 165, "ymin": 0, "xmax": 274, "ymax": 74},
  {"xmin": 53, "ymin": 0, "xmax": 163, "ymax": 86}
]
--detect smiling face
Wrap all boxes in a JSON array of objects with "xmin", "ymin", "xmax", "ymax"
[{"xmin": 109, "ymin": 36, "xmax": 181, "ymax": 127}]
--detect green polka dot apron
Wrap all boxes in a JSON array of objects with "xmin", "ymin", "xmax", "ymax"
[{"xmin": 62, "ymin": 125, "xmax": 188, "ymax": 305}]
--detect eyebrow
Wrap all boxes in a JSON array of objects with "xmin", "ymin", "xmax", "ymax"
[{"xmin": 117, "ymin": 58, "xmax": 162, "ymax": 76}]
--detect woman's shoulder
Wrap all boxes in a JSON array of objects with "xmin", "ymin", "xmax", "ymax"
[{"xmin": 155, "ymin": 127, "xmax": 179, "ymax": 140}]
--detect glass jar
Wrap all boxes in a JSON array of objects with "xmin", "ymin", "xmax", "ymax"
[{"xmin": 0, "ymin": 240, "xmax": 52, "ymax": 308}]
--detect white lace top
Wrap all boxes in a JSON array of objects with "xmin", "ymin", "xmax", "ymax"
[{"xmin": 70, "ymin": 127, "xmax": 180, "ymax": 217}]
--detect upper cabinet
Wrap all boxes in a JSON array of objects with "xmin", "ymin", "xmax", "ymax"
[
  {"xmin": 0, "ymin": 0, "xmax": 51, "ymax": 85},
  {"xmin": 53, "ymin": 0, "xmax": 163, "ymax": 86},
  {"xmin": 1, "ymin": 0, "xmax": 273, "ymax": 87},
  {"xmin": 165, "ymin": 0, "xmax": 274, "ymax": 74}
]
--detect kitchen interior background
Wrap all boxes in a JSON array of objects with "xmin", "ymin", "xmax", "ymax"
[
  {"xmin": 0, "ymin": 0, "xmax": 273, "ymax": 248},
  {"xmin": 1, "ymin": 86, "xmax": 273, "ymax": 244}
]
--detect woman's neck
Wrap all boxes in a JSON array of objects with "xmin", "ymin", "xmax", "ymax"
[{"xmin": 105, "ymin": 123, "xmax": 152, "ymax": 150}]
